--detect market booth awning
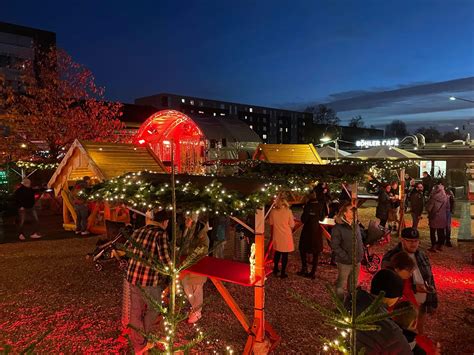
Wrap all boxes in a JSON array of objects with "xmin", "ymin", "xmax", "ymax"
[
  {"xmin": 347, "ymin": 146, "xmax": 423, "ymax": 160},
  {"xmin": 346, "ymin": 145, "xmax": 424, "ymax": 236},
  {"xmin": 48, "ymin": 139, "xmax": 166, "ymax": 233},
  {"xmin": 253, "ymin": 144, "xmax": 323, "ymax": 164},
  {"xmin": 316, "ymin": 145, "xmax": 350, "ymax": 159}
]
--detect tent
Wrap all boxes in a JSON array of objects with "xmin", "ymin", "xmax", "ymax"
[
  {"xmin": 347, "ymin": 146, "xmax": 423, "ymax": 161},
  {"xmin": 316, "ymin": 146, "xmax": 350, "ymax": 160},
  {"xmin": 347, "ymin": 146, "xmax": 424, "ymax": 235},
  {"xmin": 48, "ymin": 139, "xmax": 166, "ymax": 233}
]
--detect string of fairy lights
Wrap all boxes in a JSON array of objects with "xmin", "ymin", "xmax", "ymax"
[
  {"xmin": 88, "ymin": 171, "xmax": 316, "ymax": 217},
  {"xmin": 15, "ymin": 160, "xmax": 59, "ymax": 170}
]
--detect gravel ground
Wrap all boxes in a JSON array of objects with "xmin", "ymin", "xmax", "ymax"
[{"xmin": 0, "ymin": 206, "xmax": 473, "ymax": 354}]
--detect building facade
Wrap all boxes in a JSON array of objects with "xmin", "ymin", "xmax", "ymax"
[
  {"xmin": 135, "ymin": 93, "xmax": 313, "ymax": 144},
  {"xmin": 0, "ymin": 22, "xmax": 56, "ymax": 91}
]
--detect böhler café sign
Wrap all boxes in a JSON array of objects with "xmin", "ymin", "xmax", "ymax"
[{"xmin": 355, "ymin": 138, "xmax": 399, "ymax": 148}]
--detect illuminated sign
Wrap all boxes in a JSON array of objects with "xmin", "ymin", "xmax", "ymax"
[{"xmin": 356, "ymin": 138, "xmax": 399, "ymax": 148}]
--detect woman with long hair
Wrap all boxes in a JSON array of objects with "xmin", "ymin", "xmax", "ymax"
[{"xmin": 269, "ymin": 198, "xmax": 295, "ymax": 278}]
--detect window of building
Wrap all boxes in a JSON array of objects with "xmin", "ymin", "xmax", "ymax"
[
  {"xmin": 279, "ymin": 128, "xmax": 283, "ymax": 132},
  {"xmin": 285, "ymin": 128, "xmax": 288, "ymax": 132},
  {"xmin": 213, "ymin": 112, "xmax": 216, "ymax": 116},
  {"xmin": 245, "ymin": 115, "xmax": 248, "ymax": 119},
  {"xmin": 220, "ymin": 103, "xmax": 225, "ymax": 109},
  {"xmin": 249, "ymin": 107, "xmax": 253, "ymax": 112},
  {"xmin": 220, "ymin": 113, "xmax": 225, "ymax": 116},
  {"xmin": 190, "ymin": 100, "xmax": 195, "ymax": 105},
  {"xmin": 198, "ymin": 110, "xmax": 204, "ymax": 114},
  {"xmin": 263, "ymin": 126, "xmax": 267, "ymax": 131},
  {"xmin": 262, "ymin": 134, "xmax": 267, "ymax": 139},
  {"xmin": 181, "ymin": 98, "xmax": 185, "ymax": 103},
  {"xmin": 302, "ymin": 122, "xmax": 305, "ymax": 126},
  {"xmin": 250, "ymin": 125, "xmax": 253, "ymax": 130},
  {"xmin": 199, "ymin": 101, "xmax": 203, "ymax": 106}
]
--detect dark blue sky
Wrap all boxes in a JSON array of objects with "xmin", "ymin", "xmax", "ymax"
[{"xmin": 4, "ymin": 0, "xmax": 474, "ymax": 128}]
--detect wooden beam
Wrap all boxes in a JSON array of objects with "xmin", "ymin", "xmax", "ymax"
[{"xmin": 210, "ymin": 278, "xmax": 251, "ymax": 332}]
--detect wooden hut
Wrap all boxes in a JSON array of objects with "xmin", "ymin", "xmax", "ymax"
[
  {"xmin": 48, "ymin": 140, "xmax": 166, "ymax": 234},
  {"xmin": 253, "ymin": 144, "xmax": 323, "ymax": 164}
]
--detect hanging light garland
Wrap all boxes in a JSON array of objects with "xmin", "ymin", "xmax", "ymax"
[{"xmin": 15, "ymin": 160, "xmax": 59, "ymax": 170}]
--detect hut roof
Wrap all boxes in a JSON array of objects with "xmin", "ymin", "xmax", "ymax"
[
  {"xmin": 253, "ymin": 144, "xmax": 323, "ymax": 164},
  {"xmin": 48, "ymin": 140, "xmax": 166, "ymax": 194}
]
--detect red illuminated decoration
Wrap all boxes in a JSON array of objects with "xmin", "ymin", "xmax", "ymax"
[{"xmin": 134, "ymin": 110, "xmax": 205, "ymax": 173}]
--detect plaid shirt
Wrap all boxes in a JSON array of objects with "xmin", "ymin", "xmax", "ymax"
[{"xmin": 126, "ymin": 224, "xmax": 172, "ymax": 287}]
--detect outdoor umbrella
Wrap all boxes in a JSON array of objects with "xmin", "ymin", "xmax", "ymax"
[
  {"xmin": 316, "ymin": 145, "xmax": 350, "ymax": 159},
  {"xmin": 347, "ymin": 146, "xmax": 423, "ymax": 160},
  {"xmin": 346, "ymin": 145, "xmax": 424, "ymax": 236}
]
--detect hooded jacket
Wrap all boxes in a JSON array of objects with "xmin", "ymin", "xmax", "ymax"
[
  {"xmin": 425, "ymin": 185, "xmax": 449, "ymax": 229},
  {"xmin": 330, "ymin": 216, "xmax": 364, "ymax": 265}
]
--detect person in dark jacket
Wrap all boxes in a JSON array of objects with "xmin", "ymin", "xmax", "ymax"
[
  {"xmin": 13, "ymin": 178, "xmax": 41, "ymax": 241},
  {"xmin": 382, "ymin": 228, "xmax": 438, "ymax": 334},
  {"xmin": 330, "ymin": 202, "xmax": 364, "ymax": 300},
  {"xmin": 409, "ymin": 182, "xmax": 424, "ymax": 230},
  {"xmin": 422, "ymin": 171, "xmax": 433, "ymax": 197},
  {"xmin": 348, "ymin": 269, "xmax": 411, "ymax": 354},
  {"xmin": 376, "ymin": 183, "xmax": 392, "ymax": 227},
  {"xmin": 445, "ymin": 188, "xmax": 455, "ymax": 247},
  {"xmin": 298, "ymin": 188, "xmax": 327, "ymax": 279},
  {"xmin": 425, "ymin": 183, "xmax": 449, "ymax": 252}
]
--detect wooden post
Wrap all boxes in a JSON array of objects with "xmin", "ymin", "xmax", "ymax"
[
  {"xmin": 398, "ymin": 168, "xmax": 406, "ymax": 237},
  {"xmin": 350, "ymin": 182, "xmax": 358, "ymax": 355},
  {"xmin": 244, "ymin": 206, "xmax": 267, "ymax": 354},
  {"xmin": 254, "ymin": 207, "xmax": 265, "ymax": 342}
]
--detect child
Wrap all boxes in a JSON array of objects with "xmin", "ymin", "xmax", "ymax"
[{"xmin": 392, "ymin": 301, "xmax": 439, "ymax": 355}]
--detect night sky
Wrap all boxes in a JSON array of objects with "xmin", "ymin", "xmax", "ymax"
[{"xmin": 3, "ymin": 0, "xmax": 474, "ymax": 129}]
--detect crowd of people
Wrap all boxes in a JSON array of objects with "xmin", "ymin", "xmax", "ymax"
[
  {"xmin": 11, "ymin": 171, "xmax": 447, "ymax": 353},
  {"xmin": 376, "ymin": 171, "xmax": 455, "ymax": 252},
  {"xmin": 264, "ymin": 179, "xmax": 443, "ymax": 354}
]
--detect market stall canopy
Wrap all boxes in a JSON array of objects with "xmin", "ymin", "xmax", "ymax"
[
  {"xmin": 48, "ymin": 140, "xmax": 166, "ymax": 195},
  {"xmin": 316, "ymin": 146, "xmax": 350, "ymax": 159},
  {"xmin": 253, "ymin": 144, "xmax": 323, "ymax": 164},
  {"xmin": 347, "ymin": 146, "xmax": 423, "ymax": 161}
]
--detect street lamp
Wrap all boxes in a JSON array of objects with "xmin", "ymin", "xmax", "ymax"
[
  {"xmin": 449, "ymin": 96, "xmax": 474, "ymax": 104},
  {"xmin": 320, "ymin": 134, "xmax": 340, "ymax": 160}
]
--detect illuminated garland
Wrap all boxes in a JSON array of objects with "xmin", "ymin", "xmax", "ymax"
[
  {"xmin": 89, "ymin": 171, "xmax": 314, "ymax": 217},
  {"xmin": 15, "ymin": 160, "xmax": 59, "ymax": 170}
]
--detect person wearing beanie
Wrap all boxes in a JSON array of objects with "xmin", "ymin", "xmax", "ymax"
[
  {"xmin": 382, "ymin": 227, "xmax": 438, "ymax": 334},
  {"xmin": 370, "ymin": 268, "xmax": 404, "ymax": 306},
  {"xmin": 13, "ymin": 178, "xmax": 42, "ymax": 241},
  {"xmin": 348, "ymin": 269, "xmax": 411, "ymax": 354},
  {"xmin": 125, "ymin": 208, "xmax": 172, "ymax": 354}
]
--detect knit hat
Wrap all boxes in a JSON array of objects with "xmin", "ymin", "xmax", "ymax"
[
  {"xmin": 401, "ymin": 227, "xmax": 419, "ymax": 240},
  {"xmin": 370, "ymin": 269, "xmax": 404, "ymax": 298}
]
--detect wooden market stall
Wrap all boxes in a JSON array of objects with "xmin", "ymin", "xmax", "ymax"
[
  {"xmin": 113, "ymin": 163, "xmax": 365, "ymax": 354},
  {"xmin": 253, "ymin": 144, "xmax": 323, "ymax": 205},
  {"xmin": 253, "ymin": 143, "xmax": 323, "ymax": 165},
  {"xmin": 47, "ymin": 139, "xmax": 166, "ymax": 234}
]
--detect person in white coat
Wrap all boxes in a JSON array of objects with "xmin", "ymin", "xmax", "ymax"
[{"xmin": 269, "ymin": 198, "xmax": 295, "ymax": 278}]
